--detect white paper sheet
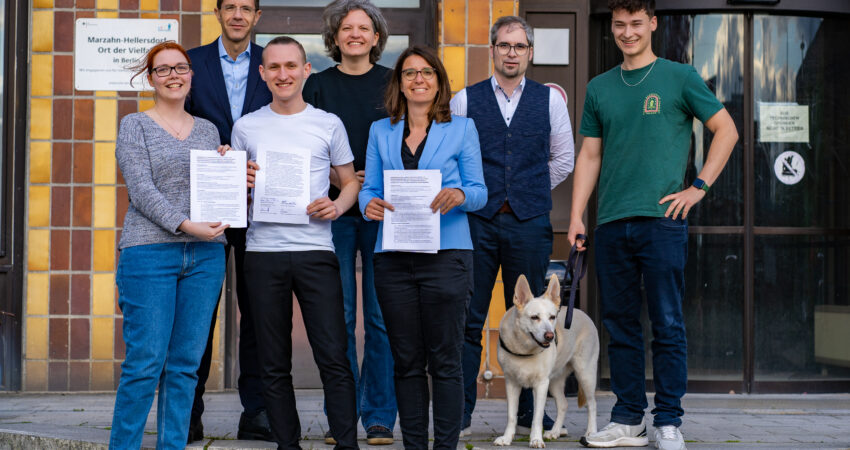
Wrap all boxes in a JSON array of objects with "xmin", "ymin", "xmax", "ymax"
[
  {"xmin": 252, "ymin": 144, "xmax": 311, "ymax": 224},
  {"xmin": 190, "ymin": 149, "xmax": 247, "ymax": 228},
  {"xmin": 382, "ymin": 170, "xmax": 441, "ymax": 252}
]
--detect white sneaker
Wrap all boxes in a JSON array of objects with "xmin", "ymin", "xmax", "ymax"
[
  {"xmin": 459, "ymin": 426, "xmax": 472, "ymax": 437},
  {"xmin": 654, "ymin": 425, "xmax": 686, "ymax": 450},
  {"xmin": 580, "ymin": 421, "xmax": 649, "ymax": 447}
]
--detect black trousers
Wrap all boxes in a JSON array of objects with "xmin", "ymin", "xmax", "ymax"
[
  {"xmin": 373, "ymin": 250, "xmax": 473, "ymax": 450},
  {"xmin": 243, "ymin": 250, "xmax": 358, "ymax": 450},
  {"xmin": 192, "ymin": 227, "xmax": 265, "ymax": 421}
]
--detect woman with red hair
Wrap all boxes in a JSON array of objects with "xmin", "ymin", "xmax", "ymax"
[{"xmin": 109, "ymin": 41, "xmax": 232, "ymax": 449}]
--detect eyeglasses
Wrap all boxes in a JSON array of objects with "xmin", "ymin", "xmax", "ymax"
[
  {"xmin": 495, "ymin": 43, "xmax": 531, "ymax": 56},
  {"xmin": 220, "ymin": 4, "xmax": 256, "ymax": 15},
  {"xmin": 151, "ymin": 63, "xmax": 192, "ymax": 77},
  {"xmin": 401, "ymin": 67, "xmax": 436, "ymax": 81}
]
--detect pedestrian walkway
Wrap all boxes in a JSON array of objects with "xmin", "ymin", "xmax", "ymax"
[{"xmin": 1, "ymin": 390, "xmax": 848, "ymax": 449}]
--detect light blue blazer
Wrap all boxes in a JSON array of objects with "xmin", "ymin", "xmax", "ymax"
[{"xmin": 359, "ymin": 115, "xmax": 487, "ymax": 252}]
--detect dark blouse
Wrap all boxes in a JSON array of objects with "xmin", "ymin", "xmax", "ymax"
[{"xmin": 401, "ymin": 120, "xmax": 432, "ymax": 170}]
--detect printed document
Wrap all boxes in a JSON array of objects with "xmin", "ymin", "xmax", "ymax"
[
  {"xmin": 382, "ymin": 170, "xmax": 441, "ymax": 252},
  {"xmin": 190, "ymin": 149, "xmax": 247, "ymax": 228},
  {"xmin": 252, "ymin": 144, "xmax": 311, "ymax": 224}
]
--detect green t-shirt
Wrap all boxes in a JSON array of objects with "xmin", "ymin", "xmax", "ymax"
[{"xmin": 579, "ymin": 58, "xmax": 723, "ymax": 225}]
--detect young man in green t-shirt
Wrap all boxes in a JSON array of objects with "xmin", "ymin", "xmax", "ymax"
[{"xmin": 568, "ymin": 1, "xmax": 738, "ymax": 449}]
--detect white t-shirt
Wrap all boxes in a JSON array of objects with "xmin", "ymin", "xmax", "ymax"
[{"xmin": 231, "ymin": 104, "xmax": 354, "ymax": 252}]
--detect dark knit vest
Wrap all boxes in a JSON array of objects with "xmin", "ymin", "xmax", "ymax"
[{"xmin": 467, "ymin": 78, "xmax": 551, "ymax": 220}]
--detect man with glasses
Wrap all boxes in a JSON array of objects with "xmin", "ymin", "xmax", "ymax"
[
  {"xmin": 450, "ymin": 15, "xmax": 575, "ymax": 436},
  {"xmin": 184, "ymin": 0, "xmax": 272, "ymax": 442}
]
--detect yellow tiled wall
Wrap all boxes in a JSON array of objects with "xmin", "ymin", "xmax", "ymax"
[{"xmin": 24, "ymin": 1, "xmax": 224, "ymax": 392}]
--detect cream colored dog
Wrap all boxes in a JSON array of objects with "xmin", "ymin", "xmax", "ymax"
[{"xmin": 494, "ymin": 274, "xmax": 600, "ymax": 448}]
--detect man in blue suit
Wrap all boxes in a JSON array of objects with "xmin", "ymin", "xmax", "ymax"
[{"xmin": 184, "ymin": 0, "xmax": 273, "ymax": 442}]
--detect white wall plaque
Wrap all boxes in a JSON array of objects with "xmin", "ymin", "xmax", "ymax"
[
  {"xmin": 758, "ymin": 103, "xmax": 809, "ymax": 143},
  {"xmin": 532, "ymin": 28, "xmax": 569, "ymax": 66},
  {"xmin": 74, "ymin": 19, "xmax": 179, "ymax": 91},
  {"xmin": 774, "ymin": 150, "xmax": 805, "ymax": 185}
]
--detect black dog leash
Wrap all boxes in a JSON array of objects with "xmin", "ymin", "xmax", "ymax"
[{"xmin": 564, "ymin": 234, "xmax": 588, "ymax": 329}]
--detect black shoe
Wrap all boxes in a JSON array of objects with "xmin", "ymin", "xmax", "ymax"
[
  {"xmin": 324, "ymin": 430, "xmax": 337, "ymax": 445},
  {"xmin": 366, "ymin": 425, "xmax": 394, "ymax": 445},
  {"xmin": 516, "ymin": 410, "xmax": 562, "ymax": 435},
  {"xmin": 237, "ymin": 410, "xmax": 274, "ymax": 441},
  {"xmin": 187, "ymin": 417, "xmax": 204, "ymax": 443}
]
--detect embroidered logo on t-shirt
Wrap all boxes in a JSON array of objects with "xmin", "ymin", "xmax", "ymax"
[{"xmin": 643, "ymin": 93, "xmax": 661, "ymax": 115}]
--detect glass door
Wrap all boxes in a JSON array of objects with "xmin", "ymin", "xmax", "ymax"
[{"xmin": 752, "ymin": 14, "xmax": 850, "ymax": 388}]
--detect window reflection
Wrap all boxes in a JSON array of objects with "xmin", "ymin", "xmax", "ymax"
[
  {"xmin": 753, "ymin": 16, "xmax": 850, "ymax": 228},
  {"xmin": 256, "ymin": 33, "xmax": 409, "ymax": 73}
]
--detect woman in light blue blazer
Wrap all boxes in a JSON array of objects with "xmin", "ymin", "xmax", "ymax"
[{"xmin": 359, "ymin": 45, "xmax": 486, "ymax": 450}]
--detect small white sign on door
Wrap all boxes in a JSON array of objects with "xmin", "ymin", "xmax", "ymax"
[
  {"xmin": 774, "ymin": 150, "xmax": 805, "ymax": 185},
  {"xmin": 759, "ymin": 103, "xmax": 809, "ymax": 143},
  {"xmin": 532, "ymin": 28, "xmax": 569, "ymax": 66},
  {"xmin": 75, "ymin": 19, "xmax": 179, "ymax": 91}
]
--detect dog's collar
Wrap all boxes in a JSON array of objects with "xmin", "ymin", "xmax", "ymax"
[{"xmin": 498, "ymin": 333, "xmax": 555, "ymax": 357}]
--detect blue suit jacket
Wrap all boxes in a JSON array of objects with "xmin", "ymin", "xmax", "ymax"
[
  {"xmin": 185, "ymin": 40, "xmax": 272, "ymax": 145},
  {"xmin": 359, "ymin": 116, "xmax": 487, "ymax": 252}
]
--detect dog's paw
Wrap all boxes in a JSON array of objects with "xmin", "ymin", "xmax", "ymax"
[
  {"xmin": 494, "ymin": 435, "xmax": 513, "ymax": 446},
  {"xmin": 529, "ymin": 438, "xmax": 546, "ymax": 448},
  {"xmin": 543, "ymin": 428, "xmax": 567, "ymax": 440}
]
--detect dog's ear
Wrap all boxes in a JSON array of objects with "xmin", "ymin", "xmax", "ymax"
[
  {"xmin": 513, "ymin": 275, "xmax": 533, "ymax": 310},
  {"xmin": 545, "ymin": 273, "xmax": 561, "ymax": 307}
]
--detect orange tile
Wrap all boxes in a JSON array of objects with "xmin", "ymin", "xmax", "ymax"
[
  {"xmin": 493, "ymin": 0, "xmax": 516, "ymax": 23},
  {"xmin": 32, "ymin": 11, "xmax": 54, "ymax": 52},
  {"xmin": 443, "ymin": 46, "xmax": 466, "ymax": 92},
  {"xmin": 443, "ymin": 0, "xmax": 466, "ymax": 44},
  {"xmin": 92, "ymin": 273, "xmax": 115, "ymax": 316},
  {"xmin": 140, "ymin": 0, "xmax": 158, "ymax": 10},
  {"xmin": 468, "ymin": 0, "xmax": 490, "ymax": 45},
  {"xmin": 91, "ymin": 361, "xmax": 114, "ymax": 390},
  {"xmin": 93, "ymin": 230, "xmax": 115, "ymax": 272},
  {"xmin": 26, "ymin": 317, "xmax": 49, "ymax": 360},
  {"xmin": 94, "ymin": 142, "xmax": 117, "ymax": 185},
  {"xmin": 97, "ymin": 0, "xmax": 118, "ymax": 9},
  {"xmin": 94, "ymin": 99, "xmax": 117, "ymax": 142},
  {"xmin": 29, "ymin": 142, "xmax": 52, "ymax": 184},
  {"xmin": 93, "ymin": 186, "xmax": 117, "ymax": 228},
  {"xmin": 33, "ymin": 0, "xmax": 54, "ymax": 8},
  {"xmin": 96, "ymin": 11, "xmax": 119, "ymax": 18},
  {"xmin": 28, "ymin": 186, "xmax": 50, "ymax": 228},
  {"xmin": 27, "ymin": 273, "xmax": 50, "ymax": 316},
  {"xmin": 487, "ymin": 330, "xmax": 504, "ymax": 376},
  {"xmin": 201, "ymin": 14, "xmax": 221, "ymax": 46},
  {"xmin": 32, "ymin": 54, "xmax": 53, "ymax": 97},
  {"xmin": 30, "ymin": 99, "xmax": 52, "ymax": 140},
  {"xmin": 25, "ymin": 360, "xmax": 48, "ymax": 391},
  {"xmin": 91, "ymin": 317, "xmax": 114, "ymax": 360},
  {"xmin": 28, "ymin": 230, "xmax": 50, "ymax": 271}
]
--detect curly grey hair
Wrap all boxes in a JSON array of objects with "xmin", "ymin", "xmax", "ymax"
[
  {"xmin": 490, "ymin": 16, "xmax": 534, "ymax": 46},
  {"xmin": 321, "ymin": 0, "xmax": 389, "ymax": 64}
]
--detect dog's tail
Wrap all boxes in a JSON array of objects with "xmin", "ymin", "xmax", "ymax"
[{"xmin": 578, "ymin": 386, "xmax": 587, "ymax": 409}]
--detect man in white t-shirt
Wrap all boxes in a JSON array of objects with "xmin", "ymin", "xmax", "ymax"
[{"xmin": 231, "ymin": 36, "xmax": 360, "ymax": 450}]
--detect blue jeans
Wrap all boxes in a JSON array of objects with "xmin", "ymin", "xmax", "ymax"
[
  {"xmin": 331, "ymin": 216, "xmax": 397, "ymax": 430},
  {"xmin": 595, "ymin": 217, "xmax": 688, "ymax": 428},
  {"xmin": 110, "ymin": 242, "xmax": 225, "ymax": 450},
  {"xmin": 462, "ymin": 212, "xmax": 553, "ymax": 426}
]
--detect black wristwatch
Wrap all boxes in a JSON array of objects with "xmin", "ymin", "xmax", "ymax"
[{"xmin": 692, "ymin": 177, "xmax": 710, "ymax": 193}]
